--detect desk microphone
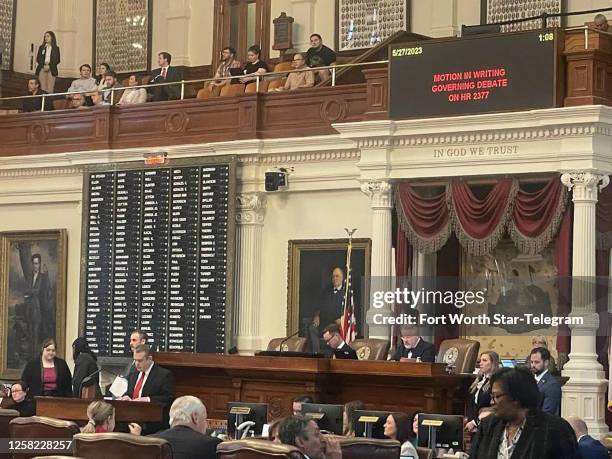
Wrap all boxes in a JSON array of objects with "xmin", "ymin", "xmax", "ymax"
[
  {"xmin": 78, "ymin": 368, "xmax": 102, "ymax": 397},
  {"xmin": 279, "ymin": 330, "xmax": 300, "ymax": 353}
]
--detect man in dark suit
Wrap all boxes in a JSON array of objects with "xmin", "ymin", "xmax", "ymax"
[
  {"xmin": 313, "ymin": 267, "xmax": 346, "ymax": 333},
  {"xmin": 149, "ymin": 51, "xmax": 183, "ymax": 102},
  {"xmin": 566, "ymin": 415, "xmax": 608, "ymax": 459},
  {"xmin": 23, "ymin": 78, "xmax": 53, "ymax": 113},
  {"xmin": 391, "ymin": 324, "xmax": 435, "ymax": 362},
  {"xmin": 470, "ymin": 367, "xmax": 577, "ymax": 458},
  {"xmin": 151, "ymin": 396, "xmax": 220, "ymax": 459},
  {"xmin": 322, "ymin": 323, "xmax": 357, "ymax": 359},
  {"xmin": 121, "ymin": 343, "xmax": 175, "ymax": 434},
  {"xmin": 529, "ymin": 347, "xmax": 561, "ymax": 415}
]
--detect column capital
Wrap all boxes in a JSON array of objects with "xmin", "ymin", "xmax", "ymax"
[
  {"xmin": 561, "ymin": 172, "xmax": 609, "ymax": 202},
  {"xmin": 236, "ymin": 192, "xmax": 266, "ymax": 225},
  {"xmin": 360, "ymin": 180, "xmax": 393, "ymax": 208}
]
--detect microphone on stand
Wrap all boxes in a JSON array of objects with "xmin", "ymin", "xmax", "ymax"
[
  {"xmin": 78, "ymin": 368, "xmax": 102, "ymax": 398},
  {"xmin": 279, "ymin": 330, "xmax": 300, "ymax": 354}
]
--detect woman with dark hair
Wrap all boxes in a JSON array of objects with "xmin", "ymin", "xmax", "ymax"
[
  {"xmin": 239, "ymin": 45, "xmax": 268, "ymax": 84},
  {"xmin": 95, "ymin": 62, "xmax": 111, "ymax": 89},
  {"xmin": 35, "ymin": 31, "xmax": 60, "ymax": 93},
  {"xmin": 409, "ymin": 410, "xmax": 421, "ymax": 448},
  {"xmin": 465, "ymin": 351, "xmax": 499, "ymax": 434},
  {"xmin": 343, "ymin": 400, "xmax": 366, "ymax": 436},
  {"xmin": 21, "ymin": 338, "xmax": 72, "ymax": 397},
  {"xmin": 7, "ymin": 381, "xmax": 36, "ymax": 416},
  {"xmin": 72, "ymin": 337, "xmax": 102, "ymax": 398},
  {"xmin": 383, "ymin": 412, "xmax": 418, "ymax": 458},
  {"xmin": 470, "ymin": 367, "xmax": 577, "ymax": 458}
]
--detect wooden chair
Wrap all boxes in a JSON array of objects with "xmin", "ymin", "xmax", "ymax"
[
  {"xmin": 351, "ymin": 339, "xmax": 390, "ymax": 360},
  {"xmin": 273, "ymin": 61, "xmax": 293, "ymax": 73},
  {"xmin": 220, "ymin": 84, "xmax": 245, "ymax": 97},
  {"xmin": 9, "ymin": 416, "xmax": 80, "ymax": 459},
  {"xmin": 267, "ymin": 337, "xmax": 307, "ymax": 352},
  {"xmin": 337, "ymin": 437, "xmax": 401, "ymax": 459},
  {"xmin": 267, "ymin": 78, "xmax": 287, "ymax": 91},
  {"xmin": 197, "ymin": 86, "xmax": 221, "ymax": 99},
  {"xmin": 245, "ymin": 80, "xmax": 269, "ymax": 93},
  {"xmin": 416, "ymin": 446, "xmax": 434, "ymax": 459},
  {"xmin": 74, "ymin": 432, "xmax": 172, "ymax": 459},
  {"xmin": 217, "ymin": 439, "xmax": 306, "ymax": 458},
  {"xmin": 436, "ymin": 338, "xmax": 480, "ymax": 374},
  {"xmin": 0, "ymin": 409, "xmax": 19, "ymax": 459}
]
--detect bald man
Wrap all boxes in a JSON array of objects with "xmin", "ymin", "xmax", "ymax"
[
  {"xmin": 566, "ymin": 416, "xmax": 607, "ymax": 459},
  {"xmin": 312, "ymin": 267, "xmax": 346, "ymax": 333}
]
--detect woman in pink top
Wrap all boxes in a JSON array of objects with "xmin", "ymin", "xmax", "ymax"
[{"xmin": 21, "ymin": 338, "xmax": 72, "ymax": 397}]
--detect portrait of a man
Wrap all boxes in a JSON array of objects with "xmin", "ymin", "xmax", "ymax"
[
  {"xmin": 287, "ymin": 239, "xmax": 371, "ymax": 339},
  {"xmin": 1, "ymin": 230, "xmax": 67, "ymax": 378}
]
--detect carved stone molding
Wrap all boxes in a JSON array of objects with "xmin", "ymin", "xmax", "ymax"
[
  {"xmin": 0, "ymin": 166, "xmax": 83, "ymax": 178},
  {"xmin": 236, "ymin": 193, "xmax": 266, "ymax": 225},
  {"xmin": 561, "ymin": 172, "xmax": 610, "ymax": 202},
  {"xmin": 360, "ymin": 180, "xmax": 392, "ymax": 208}
]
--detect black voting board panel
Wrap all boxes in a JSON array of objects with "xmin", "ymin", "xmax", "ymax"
[{"xmin": 79, "ymin": 158, "xmax": 236, "ymax": 356}]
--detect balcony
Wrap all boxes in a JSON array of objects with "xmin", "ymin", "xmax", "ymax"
[{"xmin": 0, "ymin": 26, "xmax": 610, "ymax": 158}]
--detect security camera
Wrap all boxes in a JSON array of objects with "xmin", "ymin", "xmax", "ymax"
[{"xmin": 265, "ymin": 167, "xmax": 291, "ymax": 192}]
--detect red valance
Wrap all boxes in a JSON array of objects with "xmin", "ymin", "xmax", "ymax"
[{"xmin": 395, "ymin": 176, "xmax": 567, "ymax": 255}]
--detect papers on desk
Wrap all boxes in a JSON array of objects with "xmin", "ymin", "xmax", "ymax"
[{"xmin": 109, "ymin": 376, "xmax": 128, "ymax": 398}]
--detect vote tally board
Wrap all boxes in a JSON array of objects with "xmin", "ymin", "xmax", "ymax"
[{"xmin": 79, "ymin": 158, "xmax": 236, "ymax": 356}]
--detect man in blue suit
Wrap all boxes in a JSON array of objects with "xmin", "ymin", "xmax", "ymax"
[
  {"xmin": 530, "ymin": 347, "xmax": 561, "ymax": 415},
  {"xmin": 566, "ymin": 416, "xmax": 609, "ymax": 459}
]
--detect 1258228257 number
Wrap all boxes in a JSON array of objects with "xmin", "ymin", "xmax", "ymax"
[{"xmin": 392, "ymin": 46, "xmax": 423, "ymax": 57}]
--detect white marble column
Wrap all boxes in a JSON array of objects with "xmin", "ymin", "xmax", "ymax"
[
  {"xmin": 430, "ymin": 0, "xmax": 459, "ymax": 38},
  {"xmin": 165, "ymin": 0, "xmax": 192, "ymax": 66},
  {"xmin": 361, "ymin": 180, "xmax": 393, "ymax": 338},
  {"xmin": 52, "ymin": 0, "xmax": 78, "ymax": 77},
  {"xmin": 561, "ymin": 172, "xmax": 609, "ymax": 438},
  {"xmin": 290, "ymin": 0, "xmax": 316, "ymax": 51},
  {"xmin": 235, "ymin": 192, "xmax": 266, "ymax": 355},
  {"xmin": 413, "ymin": 251, "xmax": 437, "ymax": 342}
]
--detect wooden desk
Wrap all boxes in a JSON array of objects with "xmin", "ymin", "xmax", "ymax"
[
  {"xmin": 155, "ymin": 353, "xmax": 472, "ymax": 420},
  {"xmin": 35, "ymin": 397, "xmax": 163, "ymax": 423}
]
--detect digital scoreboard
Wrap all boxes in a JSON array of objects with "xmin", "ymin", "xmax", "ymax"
[
  {"xmin": 80, "ymin": 158, "xmax": 235, "ymax": 356},
  {"xmin": 389, "ymin": 29, "xmax": 563, "ymax": 119}
]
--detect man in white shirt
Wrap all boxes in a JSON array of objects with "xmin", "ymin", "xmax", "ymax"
[
  {"xmin": 278, "ymin": 415, "xmax": 341, "ymax": 459},
  {"xmin": 322, "ymin": 324, "xmax": 357, "ymax": 359},
  {"xmin": 67, "ymin": 64, "xmax": 97, "ymax": 102}
]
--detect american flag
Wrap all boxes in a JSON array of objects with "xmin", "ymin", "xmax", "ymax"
[{"xmin": 341, "ymin": 277, "xmax": 357, "ymax": 344}]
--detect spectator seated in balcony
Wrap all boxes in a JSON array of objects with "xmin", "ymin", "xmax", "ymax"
[
  {"xmin": 118, "ymin": 74, "xmax": 148, "ymax": 105},
  {"xmin": 95, "ymin": 62, "xmax": 111, "ymax": 90},
  {"xmin": 22, "ymin": 77, "xmax": 53, "ymax": 112},
  {"xmin": 207, "ymin": 46, "xmax": 241, "ymax": 92},
  {"xmin": 594, "ymin": 13, "xmax": 610, "ymax": 32},
  {"xmin": 239, "ymin": 45, "xmax": 268, "ymax": 84},
  {"xmin": 306, "ymin": 33, "xmax": 336, "ymax": 82},
  {"xmin": 67, "ymin": 64, "xmax": 97, "ymax": 106},
  {"xmin": 273, "ymin": 53, "xmax": 314, "ymax": 91},
  {"xmin": 149, "ymin": 51, "xmax": 183, "ymax": 102},
  {"xmin": 92, "ymin": 71, "xmax": 123, "ymax": 106},
  {"xmin": 69, "ymin": 93, "xmax": 89, "ymax": 110}
]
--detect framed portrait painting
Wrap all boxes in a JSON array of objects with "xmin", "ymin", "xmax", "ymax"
[
  {"xmin": 0, "ymin": 230, "xmax": 67, "ymax": 379},
  {"xmin": 287, "ymin": 238, "xmax": 371, "ymax": 338}
]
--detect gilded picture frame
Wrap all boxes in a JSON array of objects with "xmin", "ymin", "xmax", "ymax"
[
  {"xmin": 0, "ymin": 230, "xmax": 67, "ymax": 379},
  {"xmin": 286, "ymin": 238, "xmax": 371, "ymax": 337}
]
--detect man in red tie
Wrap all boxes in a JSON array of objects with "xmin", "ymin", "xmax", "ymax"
[
  {"xmin": 149, "ymin": 51, "xmax": 183, "ymax": 102},
  {"xmin": 121, "ymin": 344, "xmax": 175, "ymax": 434}
]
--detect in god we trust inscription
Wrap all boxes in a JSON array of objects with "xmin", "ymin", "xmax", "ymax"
[
  {"xmin": 80, "ymin": 158, "xmax": 235, "ymax": 356},
  {"xmin": 433, "ymin": 144, "xmax": 519, "ymax": 159}
]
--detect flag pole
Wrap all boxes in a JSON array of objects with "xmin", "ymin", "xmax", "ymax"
[{"xmin": 342, "ymin": 228, "xmax": 357, "ymax": 341}]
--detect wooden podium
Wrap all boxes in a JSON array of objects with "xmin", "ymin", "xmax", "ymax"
[
  {"xmin": 155, "ymin": 353, "xmax": 473, "ymax": 420},
  {"xmin": 35, "ymin": 397, "xmax": 164, "ymax": 423}
]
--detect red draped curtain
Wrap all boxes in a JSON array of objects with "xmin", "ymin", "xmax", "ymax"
[
  {"xmin": 395, "ymin": 175, "xmax": 570, "ymax": 346},
  {"xmin": 395, "ymin": 176, "xmax": 567, "ymax": 256}
]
